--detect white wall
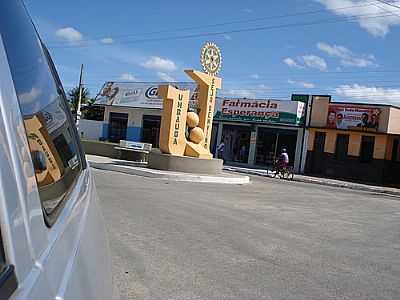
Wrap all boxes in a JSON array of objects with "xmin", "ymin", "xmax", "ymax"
[
  {"xmin": 78, "ymin": 119, "xmax": 103, "ymax": 140},
  {"xmin": 104, "ymin": 106, "xmax": 162, "ymax": 128},
  {"xmin": 294, "ymin": 128, "xmax": 304, "ymax": 173}
]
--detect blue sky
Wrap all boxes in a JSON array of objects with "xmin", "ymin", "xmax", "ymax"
[{"xmin": 25, "ymin": 0, "xmax": 400, "ymax": 105}]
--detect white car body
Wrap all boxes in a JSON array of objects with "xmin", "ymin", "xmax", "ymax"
[{"xmin": 0, "ymin": 1, "xmax": 112, "ymax": 299}]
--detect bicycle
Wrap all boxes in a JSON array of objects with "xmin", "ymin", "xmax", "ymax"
[{"xmin": 271, "ymin": 160, "xmax": 294, "ymax": 180}]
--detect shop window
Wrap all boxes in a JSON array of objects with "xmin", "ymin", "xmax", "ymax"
[
  {"xmin": 335, "ymin": 134, "xmax": 349, "ymax": 160},
  {"xmin": 255, "ymin": 128, "xmax": 297, "ymax": 166},
  {"xmin": 392, "ymin": 139, "xmax": 400, "ymax": 162},
  {"xmin": 256, "ymin": 130, "xmax": 277, "ymax": 166},
  {"xmin": 222, "ymin": 125, "xmax": 251, "ymax": 163},
  {"xmin": 359, "ymin": 136, "xmax": 375, "ymax": 163}
]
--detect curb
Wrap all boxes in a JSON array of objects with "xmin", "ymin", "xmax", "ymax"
[
  {"xmin": 89, "ymin": 161, "xmax": 250, "ymax": 185},
  {"xmin": 223, "ymin": 167, "xmax": 400, "ymax": 197}
]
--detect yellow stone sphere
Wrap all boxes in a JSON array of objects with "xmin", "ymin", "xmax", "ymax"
[
  {"xmin": 189, "ymin": 127, "xmax": 205, "ymax": 144},
  {"xmin": 186, "ymin": 112, "xmax": 199, "ymax": 128}
]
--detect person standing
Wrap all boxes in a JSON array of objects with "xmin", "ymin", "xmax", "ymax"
[
  {"xmin": 217, "ymin": 140, "xmax": 225, "ymax": 163},
  {"xmin": 240, "ymin": 144, "xmax": 247, "ymax": 162}
]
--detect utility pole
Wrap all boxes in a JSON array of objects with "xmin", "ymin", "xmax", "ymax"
[{"xmin": 76, "ymin": 64, "xmax": 84, "ymax": 129}]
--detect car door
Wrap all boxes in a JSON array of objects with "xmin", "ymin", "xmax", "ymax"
[{"xmin": 0, "ymin": 1, "xmax": 112, "ymax": 299}]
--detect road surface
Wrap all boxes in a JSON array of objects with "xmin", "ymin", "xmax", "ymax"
[{"xmin": 93, "ymin": 169, "xmax": 400, "ymax": 300}]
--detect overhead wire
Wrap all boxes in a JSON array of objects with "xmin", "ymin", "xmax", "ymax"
[
  {"xmin": 46, "ymin": 1, "xmax": 380, "ymax": 46},
  {"xmin": 53, "ymin": 1, "xmax": 399, "ymax": 100},
  {"xmin": 375, "ymin": 0, "xmax": 400, "ymax": 9},
  {"xmin": 48, "ymin": 11, "xmax": 397, "ymax": 49}
]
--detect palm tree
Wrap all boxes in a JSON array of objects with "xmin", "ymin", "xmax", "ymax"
[{"xmin": 67, "ymin": 86, "xmax": 90, "ymax": 114}]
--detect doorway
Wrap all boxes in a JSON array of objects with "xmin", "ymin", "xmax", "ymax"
[
  {"xmin": 311, "ymin": 131, "xmax": 326, "ymax": 174},
  {"xmin": 142, "ymin": 115, "xmax": 161, "ymax": 147},
  {"xmin": 108, "ymin": 112, "xmax": 128, "ymax": 143},
  {"xmin": 256, "ymin": 128, "xmax": 298, "ymax": 166},
  {"xmin": 222, "ymin": 125, "xmax": 251, "ymax": 163}
]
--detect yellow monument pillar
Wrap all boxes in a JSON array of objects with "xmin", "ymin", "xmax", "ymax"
[
  {"xmin": 185, "ymin": 70, "xmax": 221, "ymax": 151},
  {"xmin": 157, "ymin": 42, "xmax": 222, "ymax": 160},
  {"xmin": 158, "ymin": 85, "xmax": 190, "ymax": 156}
]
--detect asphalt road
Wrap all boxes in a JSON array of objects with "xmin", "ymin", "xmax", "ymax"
[{"xmin": 93, "ymin": 169, "xmax": 400, "ymax": 300}]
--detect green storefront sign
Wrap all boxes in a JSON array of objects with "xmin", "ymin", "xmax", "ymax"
[
  {"xmin": 214, "ymin": 98, "xmax": 305, "ymax": 126},
  {"xmin": 291, "ymin": 94, "xmax": 309, "ymax": 103}
]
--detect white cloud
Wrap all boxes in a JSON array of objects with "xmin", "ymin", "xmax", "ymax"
[
  {"xmin": 288, "ymin": 79, "xmax": 316, "ymax": 88},
  {"xmin": 250, "ymin": 74, "xmax": 260, "ymax": 79},
  {"xmin": 302, "ymin": 82, "xmax": 316, "ymax": 89},
  {"xmin": 317, "ymin": 42, "xmax": 377, "ymax": 67},
  {"xmin": 335, "ymin": 84, "xmax": 400, "ymax": 105},
  {"xmin": 157, "ymin": 72, "xmax": 176, "ymax": 82},
  {"xmin": 56, "ymin": 27, "xmax": 83, "ymax": 42},
  {"xmin": 223, "ymin": 89, "xmax": 256, "ymax": 98},
  {"xmin": 257, "ymin": 84, "xmax": 270, "ymax": 90},
  {"xmin": 120, "ymin": 73, "xmax": 137, "ymax": 81},
  {"xmin": 243, "ymin": 8, "xmax": 253, "ymax": 13},
  {"xmin": 18, "ymin": 87, "xmax": 42, "ymax": 104},
  {"xmin": 283, "ymin": 57, "xmax": 303, "ymax": 69},
  {"xmin": 315, "ymin": 0, "xmax": 400, "ymax": 37},
  {"xmin": 101, "ymin": 37, "xmax": 114, "ymax": 44},
  {"xmin": 141, "ymin": 56, "xmax": 177, "ymax": 72},
  {"xmin": 301, "ymin": 55, "xmax": 328, "ymax": 71},
  {"xmin": 223, "ymin": 34, "xmax": 233, "ymax": 40}
]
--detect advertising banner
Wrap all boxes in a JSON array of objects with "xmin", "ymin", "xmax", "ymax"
[
  {"xmin": 95, "ymin": 82, "xmax": 198, "ymax": 109},
  {"xmin": 326, "ymin": 105, "xmax": 380, "ymax": 130},
  {"xmin": 214, "ymin": 98, "xmax": 305, "ymax": 125}
]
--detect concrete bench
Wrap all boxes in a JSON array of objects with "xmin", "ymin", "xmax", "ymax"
[{"xmin": 114, "ymin": 141, "xmax": 152, "ymax": 163}]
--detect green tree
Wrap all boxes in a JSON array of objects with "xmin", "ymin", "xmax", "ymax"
[{"xmin": 67, "ymin": 86, "xmax": 90, "ymax": 114}]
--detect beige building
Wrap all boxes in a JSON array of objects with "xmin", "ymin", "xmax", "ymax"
[{"xmin": 305, "ymin": 96, "xmax": 400, "ymax": 185}]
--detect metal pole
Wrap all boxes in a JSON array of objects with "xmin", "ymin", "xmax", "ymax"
[
  {"xmin": 274, "ymin": 133, "xmax": 279, "ymax": 160},
  {"xmin": 299, "ymin": 96, "xmax": 310, "ymax": 173},
  {"xmin": 76, "ymin": 64, "xmax": 84, "ymax": 128}
]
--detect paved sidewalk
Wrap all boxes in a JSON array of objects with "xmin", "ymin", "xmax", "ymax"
[
  {"xmin": 86, "ymin": 155, "xmax": 250, "ymax": 185},
  {"xmin": 224, "ymin": 165, "xmax": 400, "ymax": 197}
]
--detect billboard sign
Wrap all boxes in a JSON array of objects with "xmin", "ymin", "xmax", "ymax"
[
  {"xmin": 326, "ymin": 105, "xmax": 380, "ymax": 131},
  {"xmin": 95, "ymin": 82, "xmax": 198, "ymax": 109},
  {"xmin": 214, "ymin": 98, "xmax": 305, "ymax": 125},
  {"xmin": 291, "ymin": 94, "xmax": 309, "ymax": 103}
]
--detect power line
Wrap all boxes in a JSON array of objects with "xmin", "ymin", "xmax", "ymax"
[
  {"xmin": 82, "ymin": 81, "xmax": 400, "ymax": 94},
  {"xmin": 222, "ymin": 78, "xmax": 400, "ymax": 87},
  {"xmin": 81, "ymin": 70, "xmax": 400, "ymax": 83},
  {"xmin": 80, "ymin": 74, "xmax": 399, "ymax": 88},
  {"xmin": 371, "ymin": 1, "xmax": 400, "ymax": 17},
  {"xmin": 375, "ymin": 0, "xmax": 400, "ymax": 9},
  {"xmin": 221, "ymin": 84, "xmax": 400, "ymax": 92},
  {"xmin": 63, "ymin": 82, "xmax": 400, "ymax": 98},
  {"xmin": 46, "ymin": 1, "xmax": 380, "ymax": 46},
  {"xmin": 48, "ymin": 11, "xmax": 396, "ymax": 49}
]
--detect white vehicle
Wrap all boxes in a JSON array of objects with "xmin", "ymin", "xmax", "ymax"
[{"xmin": 0, "ymin": 1, "xmax": 112, "ymax": 299}]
